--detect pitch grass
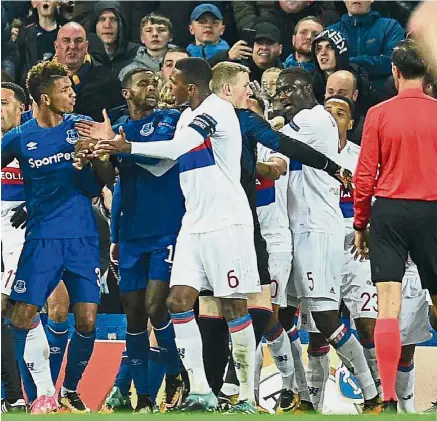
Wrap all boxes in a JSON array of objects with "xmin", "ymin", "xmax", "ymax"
[{"xmin": 2, "ymin": 414, "xmax": 436, "ymax": 420}]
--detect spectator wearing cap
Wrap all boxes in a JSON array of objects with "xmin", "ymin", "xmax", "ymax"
[
  {"xmin": 88, "ymin": 1, "xmax": 139, "ymax": 76},
  {"xmin": 119, "ymin": 13, "xmax": 174, "ymax": 81},
  {"xmin": 186, "ymin": 3, "xmax": 230, "ymax": 60},
  {"xmin": 54, "ymin": 21, "xmax": 124, "ymax": 121},
  {"xmin": 232, "ymin": 1, "xmax": 339, "ymax": 59},
  {"xmin": 311, "ymin": 28, "xmax": 379, "ymax": 116},
  {"xmin": 283, "ymin": 16, "xmax": 323, "ymax": 71},
  {"xmin": 328, "ymin": 0, "xmax": 404, "ymax": 89}
]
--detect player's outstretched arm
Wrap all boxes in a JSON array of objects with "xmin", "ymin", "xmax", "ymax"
[{"xmin": 256, "ymin": 157, "xmax": 287, "ymax": 180}]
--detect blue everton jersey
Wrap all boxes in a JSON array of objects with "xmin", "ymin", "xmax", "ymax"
[
  {"xmin": 113, "ymin": 109, "xmax": 185, "ymax": 241},
  {"xmin": 1, "ymin": 114, "xmax": 101, "ymax": 240}
]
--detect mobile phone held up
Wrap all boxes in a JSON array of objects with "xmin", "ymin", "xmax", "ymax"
[{"xmin": 242, "ymin": 28, "xmax": 256, "ymax": 48}]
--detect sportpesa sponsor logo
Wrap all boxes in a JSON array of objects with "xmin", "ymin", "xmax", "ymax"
[{"xmin": 29, "ymin": 152, "xmax": 75, "ymax": 168}]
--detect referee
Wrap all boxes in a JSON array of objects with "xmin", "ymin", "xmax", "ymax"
[{"xmin": 353, "ymin": 39, "xmax": 437, "ymax": 412}]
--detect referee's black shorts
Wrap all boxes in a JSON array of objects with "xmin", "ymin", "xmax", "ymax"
[{"xmin": 369, "ymin": 197, "xmax": 437, "ymax": 295}]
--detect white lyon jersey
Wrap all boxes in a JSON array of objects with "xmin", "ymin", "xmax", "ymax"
[
  {"xmin": 256, "ymin": 144, "xmax": 291, "ymax": 253},
  {"xmin": 131, "ymin": 94, "xmax": 253, "ymax": 234},
  {"xmin": 283, "ymin": 105, "xmax": 343, "ymax": 234}
]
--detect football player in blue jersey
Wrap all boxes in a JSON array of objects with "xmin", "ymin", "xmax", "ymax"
[
  {"xmin": 76, "ymin": 68, "xmax": 184, "ymax": 414},
  {"xmin": 1, "ymin": 61, "xmax": 114, "ymax": 414}
]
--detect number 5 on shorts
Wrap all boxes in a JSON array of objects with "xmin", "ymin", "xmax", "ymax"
[{"xmin": 306, "ymin": 272, "xmax": 314, "ymax": 291}]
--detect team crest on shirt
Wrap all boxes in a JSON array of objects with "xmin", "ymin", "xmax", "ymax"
[
  {"xmin": 14, "ymin": 280, "xmax": 27, "ymax": 294},
  {"xmin": 66, "ymin": 129, "xmax": 80, "ymax": 144},
  {"xmin": 140, "ymin": 122, "xmax": 154, "ymax": 137}
]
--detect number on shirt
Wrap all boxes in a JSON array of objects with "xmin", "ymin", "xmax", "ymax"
[
  {"xmin": 165, "ymin": 245, "xmax": 174, "ymax": 264},
  {"xmin": 306, "ymin": 272, "xmax": 314, "ymax": 291},
  {"xmin": 360, "ymin": 292, "xmax": 378, "ymax": 312},
  {"xmin": 270, "ymin": 280, "xmax": 279, "ymax": 299},
  {"xmin": 227, "ymin": 270, "xmax": 239, "ymax": 288},
  {"xmin": 4, "ymin": 270, "xmax": 15, "ymax": 288}
]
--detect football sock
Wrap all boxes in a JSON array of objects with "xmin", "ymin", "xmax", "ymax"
[
  {"xmin": 396, "ymin": 359, "xmax": 415, "ymax": 413},
  {"xmin": 307, "ymin": 343, "xmax": 330, "ymax": 411},
  {"xmin": 45, "ymin": 318, "xmax": 69, "ymax": 384},
  {"xmin": 153, "ymin": 315, "xmax": 180, "ymax": 376},
  {"xmin": 125, "ymin": 330, "xmax": 150, "ymax": 396}
]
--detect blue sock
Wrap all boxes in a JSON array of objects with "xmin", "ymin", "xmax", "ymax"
[
  {"xmin": 126, "ymin": 331, "xmax": 150, "ymax": 396},
  {"xmin": 45, "ymin": 319, "xmax": 70, "ymax": 385},
  {"xmin": 153, "ymin": 316, "xmax": 180, "ymax": 376},
  {"xmin": 63, "ymin": 329, "xmax": 95, "ymax": 391},
  {"xmin": 114, "ymin": 350, "xmax": 132, "ymax": 396},
  {"xmin": 148, "ymin": 347, "xmax": 167, "ymax": 404},
  {"xmin": 11, "ymin": 322, "xmax": 37, "ymax": 402}
]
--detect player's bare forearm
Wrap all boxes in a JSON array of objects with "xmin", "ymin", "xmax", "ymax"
[
  {"xmin": 256, "ymin": 158, "xmax": 286, "ymax": 180},
  {"xmin": 91, "ymin": 159, "xmax": 116, "ymax": 186}
]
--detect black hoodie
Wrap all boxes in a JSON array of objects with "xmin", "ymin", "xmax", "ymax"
[
  {"xmin": 311, "ymin": 29, "xmax": 379, "ymax": 117},
  {"xmin": 88, "ymin": 1, "xmax": 139, "ymax": 76}
]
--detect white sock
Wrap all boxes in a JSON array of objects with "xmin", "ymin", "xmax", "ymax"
[
  {"xmin": 363, "ymin": 345, "xmax": 382, "ymax": 396},
  {"xmin": 24, "ymin": 321, "xmax": 56, "ymax": 398},
  {"xmin": 170, "ymin": 311, "xmax": 211, "ymax": 395},
  {"xmin": 228, "ymin": 314, "xmax": 256, "ymax": 404},
  {"xmin": 396, "ymin": 361, "xmax": 415, "ymax": 413},
  {"xmin": 266, "ymin": 328, "xmax": 294, "ymax": 390},
  {"xmin": 287, "ymin": 326, "xmax": 311, "ymax": 403},
  {"xmin": 307, "ymin": 345, "xmax": 330, "ymax": 412},
  {"xmin": 254, "ymin": 344, "xmax": 263, "ymax": 403},
  {"xmin": 328, "ymin": 325, "xmax": 377, "ymax": 401}
]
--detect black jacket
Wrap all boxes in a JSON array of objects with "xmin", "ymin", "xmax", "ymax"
[{"xmin": 87, "ymin": 1, "xmax": 139, "ymax": 77}]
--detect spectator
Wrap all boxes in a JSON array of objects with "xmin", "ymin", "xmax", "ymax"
[
  {"xmin": 161, "ymin": 47, "xmax": 189, "ymax": 82},
  {"xmin": 119, "ymin": 13, "xmax": 174, "ymax": 81},
  {"xmin": 1, "ymin": 5, "xmax": 19, "ymax": 81},
  {"xmin": 424, "ymin": 70, "xmax": 437, "ymax": 99},
  {"xmin": 186, "ymin": 4, "xmax": 230, "ymax": 60},
  {"xmin": 283, "ymin": 16, "xmax": 323, "ymax": 71},
  {"xmin": 88, "ymin": 1, "xmax": 139, "ymax": 76},
  {"xmin": 17, "ymin": 0, "xmax": 66, "ymax": 85},
  {"xmin": 54, "ymin": 21, "xmax": 124, "ymax": 120},
  {"xmin": 261, "ymin": 67, "xmax": 283, "ymax": 119},
  {"xmin": 232, "ymin": 1, "xmax": 339, "ymax": 58},
  {"xmin": 58, "ymin": 0, "xmax": 76, "ymax": 22},
  {"xmin": 325, "ymin": 70, "xmax": 364, "ymax": 145},
  {"xmin": 311, "ymin": 28, "xmax": 379, "ymax": 115},
  {"xmin": 10, "ymin": 19, "xmax": 23, "ymax": 42},
  {"xmin": 329, "ymin": 0, "xmax": 404, "ymax": 88},
  {"xmin": 242, "ymin": 22, "xmax": 283, "ymax": 83}
]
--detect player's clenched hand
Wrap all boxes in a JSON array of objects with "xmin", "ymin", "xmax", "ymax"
[
  {"xmin": 73, "ymin": 149, "xmax": 92, "ymax": 170},
  {"xmin": 10, "ymin": 203, "xmax": 27, "ymax": 229},
  {"xmin": 75, "ymin": 109, "xmax": 115, "ymax": 140},
  {"xmin": 110, "ymin": 243, "xmax": 119, "ymax": 264},
  {"xmin": 352, "ymin": 229, "xmax": 369, "ymax": 261},
  {"xmin": 331, "ymin": 167, "xmax": 353, "ymax": 193},
  {"xmin": 228, "ymin": 40, "xmax": 253, "ymax": 61},
  {"xmin": 94, "ymin": 126, "xmax": 131, "ymax": 157}
]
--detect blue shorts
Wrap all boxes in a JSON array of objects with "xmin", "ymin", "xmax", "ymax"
[
  {"xmin": 118, "ymin": 234, "xmax": 177, "ymax": 292},
  {"xmin": 11, "ymin": 237, "xmax": 101, "ymax": 307}
]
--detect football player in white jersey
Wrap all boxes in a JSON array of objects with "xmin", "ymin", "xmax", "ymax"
[
  {"xmin": 324, "ymin": 96, "xmax": 432, "ymax": 413},
  {"xmin": 94, "ymin": 58, "xmax": 260, "ymax": 413},
  {"xmin": 1, "ymin": 82, "xmax": 27, "ymax": 413},
  {"xmin": 276, "ymin": 68, "xmax": 380, "ymax": 413}
]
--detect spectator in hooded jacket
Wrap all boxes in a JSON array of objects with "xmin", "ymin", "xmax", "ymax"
[
  {"xmin": 311, "ymin": 28, "xmax": 379, "ymax": 116},
  {"xmin": 328, "ymin": 0, "xmax": 404, "ymax": 89},
  {"xmin": 119, "ymin": 13, "xmax": 174, "ymax": 81},
  {"xmin": 88, "ymin": 1, "xmax": 139, "ymax": 76},
  {"xmin": 186, "ymin": 4, "xmax": 230, "ymax": 60},
  {"xmin": 283, "ymin": 15, "xmax": 323, "ymax": 71}
]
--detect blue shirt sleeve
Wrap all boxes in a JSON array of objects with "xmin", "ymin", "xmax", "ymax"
[
  {"xmin": 243, "ymin": 110, "xmax": 280, "ymax": 151},
  {"xmin": 1, "ymin": 126, "xmax": 20, "ymax": 167},
  {"xmin": 74, "ymin": 165, "xmax": 104, "ymax": 198},
  {"xmin": 110, "ymin": 178, "xmax": 121, "ymax": 243}
]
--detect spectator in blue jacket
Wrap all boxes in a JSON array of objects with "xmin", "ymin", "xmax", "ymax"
[
  {"xmin": 328, "ymin": 0, "xmax": 404, "ymax": 88},
  {"xmin": 283, "ymin": 16, "xmax": 323, "ymax": 72},
  {"xmin": 186, "ymin": 3, "xmax": 230, "ymax": 60}
]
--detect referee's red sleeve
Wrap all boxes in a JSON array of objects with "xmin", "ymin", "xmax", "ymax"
[{"xmin": 353, "ymin": 108, "xmax": 380, "ymax": 229}]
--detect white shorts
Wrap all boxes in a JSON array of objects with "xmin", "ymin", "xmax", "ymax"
[
  {"xmin": 341, "ymin": 252, "xmax": 378, "ymax": 320},
  {"xmin": 268, "ymin": 251, "xmax": 292, "ymax": 307},
  {"xmin": 296, "ymin": 297, "xmax": 339, "ymax": 333},
  {"xmin": 288, "ymin": 231, "xmax": 343, "ymax": 302},
  {"xmin": 1, "ymin": 212, "xmax": 25, "ymax": 296},
  {"xmin": 170, "ymin": 225, "xmax": 261, "ymax": 298}
]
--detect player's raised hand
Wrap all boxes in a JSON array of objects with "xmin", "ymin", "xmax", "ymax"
[
  {"xmin": 73, "ymin": 148, "xmax": 92, "ymax": 170},
  {"xmin": 75, "ymin": 109, "xmax": 115, "ymax": 140},
  {"xmin": 94, "ymin": 126, "xmax": 131, "ymax": 157}
]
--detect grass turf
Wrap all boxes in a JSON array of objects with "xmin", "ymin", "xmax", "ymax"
[{"xmin": 2, "ymin": 414, "xmax": 436, "ymax": 420}]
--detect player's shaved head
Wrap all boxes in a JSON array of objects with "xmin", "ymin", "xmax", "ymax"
[
  {"xmin": 175, "ymin": 57, "xmax": 212, "ymax": 91},
  {"xmin": 278, "ymin": 67, "xmax": 313, "ymax": 88},
  {"xmin": 325, "ymin": 70, "xmax": 358, "ymax": 101}
]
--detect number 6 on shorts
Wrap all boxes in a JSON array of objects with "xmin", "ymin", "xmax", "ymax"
[{"xmin": 227, "ymin": 270, "xmax": 239, "ymax": 288}]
